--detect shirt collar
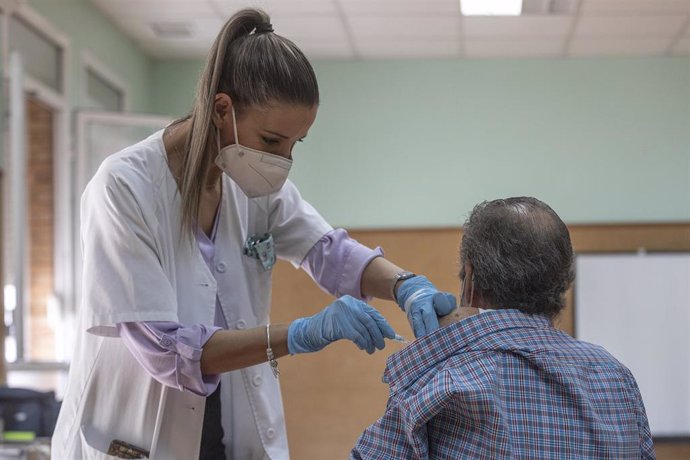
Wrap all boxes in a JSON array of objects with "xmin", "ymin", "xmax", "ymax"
[{"xmin": 383, "ymin": 309, "xmax": 553, "ymax": 394}]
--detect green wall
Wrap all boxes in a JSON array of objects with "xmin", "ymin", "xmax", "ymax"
[
  {"xmin": 28, "ymin": 0, "xmax": 151, "ymax": 111},
  {"xmin": 151, "ymin": 57, "xmax": 690, "ymax": 228},
  {"xmin": 150, "ymin": 60, "xmax": 201, "ymax": 117}
]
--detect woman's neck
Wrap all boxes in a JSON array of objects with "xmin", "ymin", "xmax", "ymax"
[{"xmin": 163, "ymin": 119, "xmax": 223, "ymax": 189}]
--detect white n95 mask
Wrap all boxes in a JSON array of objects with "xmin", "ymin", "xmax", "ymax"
[{"xmin": 214, "ymin": 107, "xmax": 292, "ymax": 198}]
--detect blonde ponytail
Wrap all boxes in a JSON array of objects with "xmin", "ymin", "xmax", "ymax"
[{"xmin": 179, "ymin": 9, "xmax": 271, "ymax": 240}]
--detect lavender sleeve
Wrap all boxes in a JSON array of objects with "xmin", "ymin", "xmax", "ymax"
[
  {"xmin": 117, "ymin": 321, "xmax": 222, "ymax": 396},
  {"xmin": 300, "ymin": 228, "xmax": 384, "ymax": 300}
]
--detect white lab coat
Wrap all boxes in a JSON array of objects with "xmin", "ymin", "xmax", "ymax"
[{"xmin": 51, "ymin": 131, "xmax": 332, "ymax": 459}]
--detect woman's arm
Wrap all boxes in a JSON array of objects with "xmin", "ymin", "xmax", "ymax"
[
  {"xmin": 300, "ymin": 229, "xmax": 383, "ymax": 299},
  {"xmin": 200, "ymin": 324, "xmax": 289, "ymax": 374},
  {"xmin": 300, "ymin": 228, "xmax": 456, "ymax": 338},
  {"xmin": 118, "ymin": 321, "xmax": 222, "ymax": 396},
  {"xmin": 360, "ymin": 256, "xmax": 405, "ymax": 301},
  {"xmin": 203, "ymin": 296, "xmax": 397, "ymax": 374},
  {"xmin": 119, "ymin": 322, "xmax": 288, "ymax": 391}
]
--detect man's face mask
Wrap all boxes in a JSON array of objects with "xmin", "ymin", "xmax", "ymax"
[{"xmin": 214, "ymin": 107, "xmax": 292, "ymax": 198}]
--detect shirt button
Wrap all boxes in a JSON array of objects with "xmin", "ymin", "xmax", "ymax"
[
  {"xmin": 216, "ymin": 261, "xmax": 226, "ymax": 273},
  {"xmin": 266, "ymin": 428, "xmax": 275, "ymax": 439},
  {"xmin": 252, "ymin": 375, "xmax": 263, "ymax": 387},
  {"xmin": 236, "ymin": 319, "xmax": 246, "ymax": 329},
  {"xmin": 161, "ymin": 337, "xmax": 173, "ymax": 347}
]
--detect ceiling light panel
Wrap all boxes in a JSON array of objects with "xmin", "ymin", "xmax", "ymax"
[
  {"xmin": 460, "ymin": 0, "xmax": 523, "ymax": 16},
  {"xmin": 142, "ymin": 18, "xmax": 224, "ymax": 40},
  {"xmin": 92, "ymin": 0, "xmax": 218, "ymax": 19},
  {"xmin": 150, "ymin": 22, "xmax": 193, "ymax": 39}
]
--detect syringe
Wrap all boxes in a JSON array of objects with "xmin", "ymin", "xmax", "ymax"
[{"xmin": 392, "ymin": 334, "xmax": 410, "ymax": 344}]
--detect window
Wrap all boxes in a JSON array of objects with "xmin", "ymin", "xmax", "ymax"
[
  {"xmin": 8, "ymin": 15, "xmax": 63, "ymax": 93},
  {"xmin": 85, "ymin": 67, "xmax": 124, "ymax": 111},
  {"xmin": 3, "ymin": 6, "xmax": 70, "ymax": 368}
]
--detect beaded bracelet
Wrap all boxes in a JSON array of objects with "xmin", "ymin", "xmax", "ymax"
[{"xmin": 266, "ymin": 324, "xmax": 279, "ymax": 379}]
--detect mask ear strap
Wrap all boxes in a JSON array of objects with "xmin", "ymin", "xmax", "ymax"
[
  {"xmin": 468, "ymin": 274, "xmax": 475, "ymax": 308},
  {"xmin": 231, "ymin": 106, "xmax": 239, "ymax": 145}
]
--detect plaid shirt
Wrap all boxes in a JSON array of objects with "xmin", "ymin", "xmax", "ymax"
[{"xmin": 351, "ymin": 309, "xmax": 654, "ymax": 460}]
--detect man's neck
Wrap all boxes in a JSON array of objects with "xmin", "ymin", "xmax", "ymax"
[{"xmin": 438, "ymin": 307, "xmax": 481, "ymax": 328}]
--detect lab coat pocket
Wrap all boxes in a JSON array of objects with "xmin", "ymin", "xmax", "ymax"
[
  {"xmin": 241, "ymin": 253, "xmax": 274, "ymax": 275},
  {"xmin": 79, "ymin": 426, "xmax": 134, "ymax": 460}
]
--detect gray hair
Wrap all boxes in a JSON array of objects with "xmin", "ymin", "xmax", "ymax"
[
  {"xmin": 460, "ymin": 197, "xmax": 574, "ymax": 318},
  {"xmin": 178, "ymin": 8, "xmax": 319, "ymax": 238}
]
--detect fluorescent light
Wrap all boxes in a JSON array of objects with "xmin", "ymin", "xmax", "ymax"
[
  {"xmin": 4, "ymin": 284, "xmax": 16, "ymax": 311},
  {"xmin": 461, "ymin": 0, "xmax": 522, "ymax": 16},
  {"xmin": 47, "ymin": 294, "xmax": 59, "ymax": 330},
  {"xmin": 5, "ymin": 336, "xmax": 16, "ymax": 363}
]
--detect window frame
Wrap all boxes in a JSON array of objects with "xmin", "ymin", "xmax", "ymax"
[
  {"xmin": 1, "ymin": 1, "xmax": 73, "ymax": 366},
  {"xmin": 81, "ymin": 51, "xmax": 130, "ymax": 112}
]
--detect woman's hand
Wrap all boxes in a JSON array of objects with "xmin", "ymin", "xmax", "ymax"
[
  {"xmin": 396, "ymin": 276, "xmax": 457, "ymax": 338},
  {"xmin": 432, "ymin": 292, "xmax": 480, "ymax": 328},
  {"xmin": 288, "ymin": 296, "xmax": 397, "ymax": 354}
]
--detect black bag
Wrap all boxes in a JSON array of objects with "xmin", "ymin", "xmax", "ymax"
[{"xmin": 0, "ymin": 386, "xmax": 61, "ymax": 437}]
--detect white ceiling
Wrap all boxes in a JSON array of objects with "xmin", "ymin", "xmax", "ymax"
[{"xmin": 88, "ymin": 0, "xmax": 690, "ymax": 60}]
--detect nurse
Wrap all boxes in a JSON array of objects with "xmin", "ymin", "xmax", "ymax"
[{"xmin": 52, "ymin": 8, "xmax": 455, "ymax": 460}]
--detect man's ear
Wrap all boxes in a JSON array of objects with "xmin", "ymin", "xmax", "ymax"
[{"xmin": 211, "ymin": 93, "xmax": 233, "ymax": 129}]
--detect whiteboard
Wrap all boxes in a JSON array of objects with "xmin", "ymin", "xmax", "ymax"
[{"xmin": 575, "ymin": 253, "xmax": 690, "ymax": 437}]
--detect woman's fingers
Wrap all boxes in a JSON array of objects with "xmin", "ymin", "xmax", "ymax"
[
  {"xmin": 421, "ymin": 307, "xmax": 440, "ymax": 337},
  {"xmin": 350, "ymin": 322, "xmax": 375, "ymax": 354},
  {"xmin": 410, "ymin": 309, "xmax": 424, "ymax": 338},
  {"xmin": 352, "ymin": 305, "xmax": 385, "ymax": 350},
  {"xmin": 365, "ymin": 306, "xmax": 396, "ymax": 341},
  {"xmin": 332, "ymin": 296, "xmax": 402, "ymax": 353}
]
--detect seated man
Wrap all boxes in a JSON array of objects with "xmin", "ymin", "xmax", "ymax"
[{"xmin": 352, "ymin": 197, "xmax": 654, "ymax": 459}]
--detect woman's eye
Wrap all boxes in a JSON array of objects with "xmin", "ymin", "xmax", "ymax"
[{"xmin": 262, "ymin": 137, "xmax": 280, "ymax": 145}]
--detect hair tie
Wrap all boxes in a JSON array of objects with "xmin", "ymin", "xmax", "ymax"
[{"xmin": 255, "ymin": 23, "xmax": 274, "ymax": 34}]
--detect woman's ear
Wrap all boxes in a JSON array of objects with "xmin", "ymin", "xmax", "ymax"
[{"xmin": 211, "ymin": 93, "xmax": 233, "ymax": 129}]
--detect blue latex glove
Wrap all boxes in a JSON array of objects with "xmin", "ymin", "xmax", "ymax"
[
  {"xmin": 288, "ymin": 295, "xmax": 396, "ymax": 354},
  {"xmin": 396, "ymin": 275, "xmax": 457, "ymax": 338},
  {"xmin": 432, "ymin": 292, "xmax": 457, "ymax": 316}
]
